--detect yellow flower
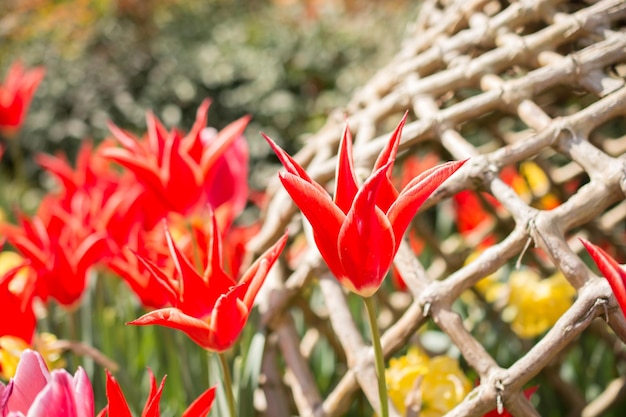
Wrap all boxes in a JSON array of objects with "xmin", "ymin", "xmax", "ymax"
[
  {"xmin": 519, "ymin": 161, "xmax": 550, "ymax": 199},
  {"xmin": 0, "ymin": 333, "xmax": 66, "ymax": 379},
  {"xmin": 503, "ymin": 270, "xmax": 576, "ymax": 338},
  {"xmin": 0, "ymin": 335, "xmax": 30, "ymax": 379},
  {"xmin": 516, "ymin": 161, "xmax": 560, "ymax": 210},
  {"xmin": 34, "ymin": 332, "xmax": 67, "ymax": 371},
  {"xmin": 386, "ymin": 347, "xmax": 471, "ymax": 416}
]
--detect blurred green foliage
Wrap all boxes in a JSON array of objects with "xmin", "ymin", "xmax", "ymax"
[{"xmin": 0, "ymin": 0, "xmax": 412, "ymax": 191}]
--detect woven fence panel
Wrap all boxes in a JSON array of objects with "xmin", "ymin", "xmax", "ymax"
[{"xmin": 249, "ymin": 0, "xmax": 626, "ymax": 416}]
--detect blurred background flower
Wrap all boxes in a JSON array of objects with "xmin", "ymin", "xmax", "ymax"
[
  {"xmin": 0, "ymin": 60, "xmax": 45, "ymax": 137},
  {"xmin": 385, "ymin": 347, "xmax": 472, "ymax": 417},
  {"xmin": 503, "ymin": 270, "xmax": 576, "ymax": 339}
]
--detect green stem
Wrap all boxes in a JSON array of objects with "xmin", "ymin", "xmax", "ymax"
[
  {"xmin": 218, "ymin": 352, "xmax": 237, "ymax": 417},
  {"xmin": 363, "ymin": 295, "xmax": 389, "ymax": 417}
]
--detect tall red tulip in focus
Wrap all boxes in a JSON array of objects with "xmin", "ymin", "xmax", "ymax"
[
  {"xmin": 100, "ymin": 370, "xmax": 215, "ymax": 417},
  {"xmin": 129, "ymin": 212, "xmax": 288, "ymax": 352},
  {"xmin": 0, "ymin": 350, "xmax": 94, "ymax": 417},
  {"xmin": 0, "ymin": 61, "xmax": 45, "ymax": 136},
  {"xmin": 264, "ymin": 114, "xmax": 466, "ymax": 296},
  {"xmin": 581, "ymin": 239, "xmax": 626, "ymax": 318},
  {"xmin": 103, "ymin": 99, "xmax": 250, "ymax": 227}
]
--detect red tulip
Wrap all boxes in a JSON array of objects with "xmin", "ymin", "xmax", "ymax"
[
  {"xmin": 0, "ymin": 349, "xmax": 94, "ymax": 417},
  {"xmin": 453, "ymin": 190, "xmax": 498, "ymax": 248},
  {"xmin": 103, "ymin": 99, "xmax": 250, "ymax": 225},
  {"xmin": 100, "ymin": 370, "xmax": 215, "ymax": 417},
  {"xmin": 581, "ymin": 239, "xmax": 626, "ymax": 318},
  {"xmin": 0, "ymin": 61, "xmax": 45, "ymax": 136},
  {"xmin": 263, "ymin": 115, "xmax": 466, "ymax": 296},
  {"xmin": 128, "ymin": 213, "xmax": 288, "ymax": 352},
  {"xmin": 1, "ymin": 200, "xmax": 110, "ymax": 307}
]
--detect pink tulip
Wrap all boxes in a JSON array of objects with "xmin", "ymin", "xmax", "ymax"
[{"xmin": 0, "ymin": 350, "xmax": 94, "ymax": 417}]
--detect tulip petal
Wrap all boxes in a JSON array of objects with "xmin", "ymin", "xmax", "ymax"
[
  {"xmin": 160, "ymin": 131, "xmax": 207, "ymax": 213},
  {"xmin": 102, "ymin": 147, "xmax": 165, "ymax": 198},
  {"xmin": 201, "ymin": 115, "xmax": 251, "ymax": 178},
  {"xmin": 183, "ymin": 99, "xmax": 212, "ymax": 157},
  {"xmin": 209, "ymin": 288, "xmax": 249, "ymax": 352},
  {"xmin": 0, "ymin": 381, "xmax": 12, "ymax": 411},
  {"xmin": 128, "ymin": 308, "xmax": 215, "ymax": 350},
  {"xmin": 8, "ymin": 350, "xmax": 50, "ymax": 414},
  {"xmin": 141, "ymin": 370, "xmax": 166, "ymax": 417},
  {"xmin": 133, "ymin": 253, "xmax": 179, "ymax": 304},
  {"xmin": 262, "ymin": 133, "xmax": 328, "ymax": 196},
  {"xmin": 27, "ymin": 372, "xmax": 78, "ymax": 417},
  {"xmin": 74, "ymin": 232, "xmax": 110, "ymax": 282},
  {"xmin": 388, "ymin": 159, "xmax": 466, "ymax": 251},
  {"xmin": 106, "ymin": 122, "xmax": 143, "ymax": 154},
  {"xmin": 104, "ymin": 370, "xmax": 132, "ymax": 417},
  {"xmin": 240, "ymin": 233, "xmax": 288, "ymax": 309},
  {"xmin": 372, "ymin": 112, "xmax": 407, "ymax": 211},
  {"xmin": 163, "ymin": 225, "xmax": 222, "ymax": 317},
  {"xmin": 36, "ymin": 153, "xmax": 78, "ymax": 197},
  {"xmin": 338, "ymin": 163, "xmax": 395, "ymax": 296},
  {"xmin": 262, "ymin": 133, "xmax": 310, "ymax": 179},
  {"xmin": 278, "ymin": 172, "xmax": 346, "ymax": 280},
  {"xmin": 581, "ymin": 239, "xmax": 626, "ymax": 317},
  {"xmin": 202, "ymin": 212, "xmax": 236, "ymax": 298},
  {"xmin": 334, "ymin": 124, "xmax": 359, "ymax": 214},
  {"xmin": 373, "ymin": 111, "xmax": 406, "ymax": 172},
  {"xmin": 146, "ymin": 111, "xmax": 169, "ymax": 160},
  {"xmin": 205, "ymin": 134, "xmax": 249, "ymax": 218},
  {"xmin": 182, "ymin": 386, "xmax": 216, "ymax": 417},
  {"xmin": 73, "ymin": 368, "xmax": 95, "ymax": 417}
]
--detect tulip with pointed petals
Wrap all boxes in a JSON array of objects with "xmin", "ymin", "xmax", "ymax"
[
  {"xmin": 99, "ymin": 370, "xmax": 215, "ymax": 417},
  {"xmin": 264, "ymin": 114, "xmax": 466, "ymax": 296},
  {"xmin": 1, "ymin": 202, "xmax": 110, "ymax": 307},
  {"xmin": 581, "ymin": 239, "xmax": 626, "ymax": 318},
  {"xmin": 103, "ymin": 99, "xmax": 250, "ymax": 225},
  {"xmin": 128, "ymin": 212, "xmax": 288, "ymax": 352}
]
